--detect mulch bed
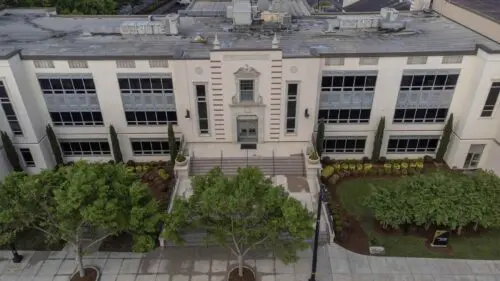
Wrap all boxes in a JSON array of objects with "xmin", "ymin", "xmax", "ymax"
[
  {"xmin": 70, "ymin": 267, "xmax": 98, "ymax": 281},
  {"xmin": 228, "ymin": 267, "xmax": 255, "ymax": 281}
]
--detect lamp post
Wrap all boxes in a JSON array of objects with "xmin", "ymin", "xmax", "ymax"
[
  {"xmin": 308, "ymin": 184, "xmax": 326, "ymax": 281},
  {"xmin": 10, "ymin": 243, "xmax": 23, "ymax": 263}
]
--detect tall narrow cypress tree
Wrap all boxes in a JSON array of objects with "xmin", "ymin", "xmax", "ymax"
[
  {"xmin": 46, "ymin": 124, "xmax": 64, "ymax": 166},
  {"xmin": 1, "ymin": 131, "xmax": 23, "ymax": 172},
  {"xmin": 315, "ymin": 121, "xmax": 325, "ymax": 157},
  {"xmin": 168, "ymin": 123, "xmax": 178, "ymax": 164},
  {"xmin": 436, "ymin": 113, "xmax": 454, "ymax": 162},
  {"xmin": 372, "ymin": 117, "xmax": 385, "ymax": 162},
  {"xmin": 109, "ymin": 125, "xmax": 123, "ymax": 163}
]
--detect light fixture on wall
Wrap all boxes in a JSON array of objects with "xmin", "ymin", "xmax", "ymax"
[
  {"xmin": 185, "ymin": 110, "xmax": 190, "ymax": 119},
  {"xmin": 304, "ymin": 108, "xmax": 310, "ymax": 118}
]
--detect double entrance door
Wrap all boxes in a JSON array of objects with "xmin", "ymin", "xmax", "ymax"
[{"xmin": 237, "ymin": 119, "xmax": 258, "ymax": 143}]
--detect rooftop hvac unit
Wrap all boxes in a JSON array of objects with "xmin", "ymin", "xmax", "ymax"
[
  {"xmin": 336, "ymin": 15, "xmax": 380, "ymax": 29},
  {"xmin": 233, "ymin": 0, "xmax": 252, "ymax": 25},
  {"xmin": 227, "ymin": 5, "xmax": 234, "ymax": 18}
]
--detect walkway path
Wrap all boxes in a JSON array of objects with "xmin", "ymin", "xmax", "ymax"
[{"xmin": 1, "ymin": 243, "xmax": 500, "ymax": 281}]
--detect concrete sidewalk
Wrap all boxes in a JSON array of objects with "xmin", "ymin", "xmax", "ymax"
[{"xmin": 1, "ymin": 243, "xmax": 500, "ymax": 281}]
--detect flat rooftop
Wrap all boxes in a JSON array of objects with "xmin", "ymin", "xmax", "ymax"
[
  {"xmin": 1, "ymin": 10, "xmax": 500, "ymax": 59},
  {"xmin": 449, "ymin": 0, "xmax": 500, "ymax": 24}
]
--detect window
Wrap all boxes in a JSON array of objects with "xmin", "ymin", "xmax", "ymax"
[
  {"xmin": 325, "ymin": 58, "xmax": 344, "ymax": 66},
  {"xmin": 319, "ymin": 73, "xmax": 377, "ymax": 124},
  {"xmin": 149, "ymin": 60, "xmax": 169, "ymax": 68},
  {"xmin": 34, "ymin": 60, "xmax": 54, "ymax": 68},
  {"xmin": 480, "ymin": 82, "xmax": 500, "ymax": 117},
  {"xmin": 0, "ymin": 80, "xmax": 23, "ymax": 135},
  {"xmin": 59, "ymin": 140, "xmax": 111, "ymax": 156},
  {"xmin": 38, "ymin": 77, "xmax": 96, "ymax": 94},
  {"xmin": 394, "ymin": 71, "xmax": 459, "ymax": 123},
  {"xmin": 131, "ymin": 139, "xmax": 181, "ymax": 155},
  {"xmin": 195, "ymin": 84, "xmax": 209, "ymax": 135},
  {"xmin": 286, "ymin": 83, "xmax": 298, "ymax": 134},
  {"xmin": 68, "ymin": 60, "xmax": 88, "ymax": 68},
  {"xmin": 407, "ymin": 56, "xmax": 428, "ymax": 65},
  {"xmin": 239, "ymin": 80, "xmax": 254, "ymax": 102},
  {"xmin": 463, "ymin": 144, "xmax": 485, "ymax": 169},
  {"xmin": 442, "ymin": 55, "xmax": 463, "ymax": 64},
  {"xmin": 49, "ymin": 111, "xmax": 103, "ymax": 126},
  {"xmin": 387, "ymin": 136, "xmax": 439, "ymax": 153},
  {"xmin": 118, "ymin": 76, "xmax": 177, "ymax": 126},
  {"xmin": 19, "ymin": 148, "xmax": 35, "ymax": 167},
  {"xmin": 359, "ymin": 57, "xmax": 379, "ymax": 65},
  {"xmin": 125, "ymin": 111, "xmax": 177, "ymax": 125},
  {"xmin": 116, "ymin": 60, "xmax": 136, "ymax": 68},
  {"xmin": 323, "ymin": 137, "xmax": 366, "ymax": 153}
]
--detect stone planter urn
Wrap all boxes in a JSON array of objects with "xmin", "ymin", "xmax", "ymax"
[
  {"xmin": 308, "ymin": 151, "xmax": 320, "ymax": 165},
  {"xmin": 175, "ymin": 156, "xmax": 188, "ymax": 166}
]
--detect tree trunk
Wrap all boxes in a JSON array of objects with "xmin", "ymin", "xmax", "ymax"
[
  {"xmin": 457, "ymin": 225, "xmax": 463, "ymax": 235},
  {"xmin": 75, "ymin": 246, "xmax": 85, "ymax": 278},
  {"xmin": 238, "ymin": 254, "xmax": 244, "ymax": 277}
]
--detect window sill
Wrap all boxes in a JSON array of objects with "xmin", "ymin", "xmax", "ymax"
[
  {"xmin": 199, "ymin": 134, "xmax": 211, "ymax": 137},
  {"xmin": 285, "ymin": 133, "xmax": 297, "ymax": 137}
]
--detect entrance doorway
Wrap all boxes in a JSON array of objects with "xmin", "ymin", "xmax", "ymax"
[{"xmin": 237, "ymin": 118, "xmax": 258, "ymax": 143}]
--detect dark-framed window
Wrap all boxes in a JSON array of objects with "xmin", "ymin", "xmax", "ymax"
[
  {"xmin": 399, "ymin": 73, "xmax": 458, "ymax": 91},
  {"xmin": 286, "ymin": 83, "xmax": 298, "ymax": 133},
  {"xmin": 195, "ymin": 84, "xmax": 209, "ymax": 135},
  {"xmin": 323, "ymin": 137, "xmax": 366, "ymax": 153},
  {"xmin": 49, "ymin": 111, "xmax": 103, "ymax": 126},
  {"xmin": 480, "ymin": 82, "xmax": 500, "ymax": 117},
  {"xmin": 387, "ymin": 136, "xmax": 439, "ymax": 153},
  {"xmin": 19, "ymin": 148, "xmax": 35, "ymax": 167},
  {"xmin": 38, "ymin": 77, "xmax": 96, "ymax": 94},
  {"xmin": 131, "ymin": 139, "xmax": 181, "ymax": 155},
  {"xmin": 59, "ymin": 140, "xmax": 111, "ymax": 156},
  {"xmin": 0, "ymin": 80, "xmax": 23, "ymax": 135},
  {"xmin": 125, "ymin": 111, "xmax": 177, "ymax": 125},
  {"xmin": 393, "ymin": 108, "xmax": 448, "ymax": 123},
  {"xmin": 318, "ymin": 109, "xmax": 371, "ymax": 124},
  {"xmin": 239, "ymin": 79, "xmax": 254, "ymax": 101},
  {"xmin": 117, "ymin": 77, "xmax": 173, "ymax": 94}
]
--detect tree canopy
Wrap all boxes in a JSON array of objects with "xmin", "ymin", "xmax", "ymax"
[
  {"xmin": 0, "ymin": 161, "xmax": 163, "ymax": 277},
  {"xmin": 364, "ymin": 170, "xmax": 500, "ymax": 234},
  {"xmin": 163, "ymin": 167, "xmax": 314, "ymax": 276}
]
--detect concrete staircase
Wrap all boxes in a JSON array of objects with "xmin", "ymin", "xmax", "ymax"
[{"xmin": 190, "ymin": 154, "xmax": 305, "ymax": 176}]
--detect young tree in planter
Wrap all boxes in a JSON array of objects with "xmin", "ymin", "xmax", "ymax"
[
  {"xmin": 0, "ymin": 161, "xmax": 163, "ymax": 280},
  {"xmin": 436, "ymin": 113, "xmax": 453, "ymax": 163},
  {"xmin": 46, "ymin": 124, "xmax": 64, "ymax": 166},
  {"xmin": 163, "ymin": 167, "xmax": 314, "ymax": 278},
  {"xmin": 109, "ymin": 125, "xmax": 123, "ymax": 163},
  {"xmin": 372, "ymin": 117, "xmax": 385, "ymax": 162},
  {"xmin": 0, "ymin": 131, "xmax": 22, "ymax": 172},
  {"xmin": 315, "ymin": 120, "xmax": 325, "ymax": 157},
  {"xmin": 167, "ymin": 123, "xmax": 178, "ymax": 164}
]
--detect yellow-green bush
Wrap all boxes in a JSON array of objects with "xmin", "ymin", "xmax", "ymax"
[{"xmin": 321, "ymin": 166, "xmax": 335, "ymax": 178}]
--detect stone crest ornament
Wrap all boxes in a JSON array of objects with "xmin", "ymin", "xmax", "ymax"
[
  {"xmin": 234, "ymin": 64, "xmax": 260, "ymax": 78},
  {"xmin": 272, "ymin": 33, "xmax": 279, "ymax": 49},
  {"xmin": 290, "ymin": 66, "xmax": 298, "ymax": 73},
  {"xmin": 195, "ymin": 67, "xmax": 203, "ymax": 75}
]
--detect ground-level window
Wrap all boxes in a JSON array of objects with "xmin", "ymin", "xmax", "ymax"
[
  {"xmin": 463, "ymin": 144, "xmax": 485, "ymax": 169},
  {"xmin": 131, "ymin": 139, "xmax": 181, "ymax": 155},
  {"xmin": 59, "ymin": 140, "xmax": 111, "ymax": 156},
  {"xmin": 323, "ymin": 137, "xmax": 366, "ymax": 153},
  {"xmin": 19, "ymin": 148, "xmax": 35, "ymax": 167},
  {"xmin": 49, "ymin": 111, "xmax": 103, "ymax": 126},
  {"xmin": 387, "ymin": 136, "xmax": 439, "ymax": 153}
]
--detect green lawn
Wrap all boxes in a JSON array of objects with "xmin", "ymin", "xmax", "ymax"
[{"xmin": 337, "ymin": 177, "xmax": 500, "ymax": 259}]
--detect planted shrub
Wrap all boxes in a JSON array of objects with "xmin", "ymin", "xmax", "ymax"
[
  {"xmin": 109, "ymin": 125, "xmax": 123, "ymax": 163},
  {"xmin": 46, "ymin": 124, "xmax": 64, "ymax": 166},
  {"xmin": 1, "ymin": 131, "xmax": 22, "ymax": 172},
  {"xmin": 372, "ymin": 117, "xmax": 385, "ymax": 162},
  {"xmin": 321, "ymin": 166, "xmax": 335, "ymax": 179},
  {"xmin": 167, "ymin": 123, "xmax": 178, "ymax": 165},
  {"xmin": 436, "ymin": 113, "xmax": 453, "ymax": 162},
  {"xmin": 315, "ymin": 121, "xmax": 325, "ymax": 157}
]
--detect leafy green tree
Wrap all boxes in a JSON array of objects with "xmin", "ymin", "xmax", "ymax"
[
  {"xmin": 436, "ymin": 113, "xmax": 453, "ymax": 162},
  {"xmin": 109, "ymin": 125, "xmax": 123, "ymax": 163},
  {"xmin": 0, "ymin": 162, "xmax": 163, "ymax": 278},
  {"xmin": 46, "ymin": 124, "xmax": 64, "ymax": 166},
  {"xmin": 163, "ymin": 167, "xmax": 314, "ymax": 276},
  {"xmin": 372, "ymin": 117, "xmax": 385, "ymax": 162},
  {"xmin": 1, "ymin": 131, "xmax": 22, "ymax": 172},
  {"xmin": 315, "ymin": 121, "xmax": 325, "ymax": 157},
  {"xmin": 167, "ymin": 123, "xmax": 178, "ymax": 164}
]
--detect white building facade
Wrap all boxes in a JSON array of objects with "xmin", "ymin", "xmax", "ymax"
[{"xmin": 1, "ymin": 10, "xmax": 500, "ymax": 178}]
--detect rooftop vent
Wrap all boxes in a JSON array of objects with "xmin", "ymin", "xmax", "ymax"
[
  {"xmin": 380, "ymin": 7, "xmax": 399, "ymax": 21},
  {"xmin": 233, "ymin": 0, "xmax": 253, "ymax": 25},
  {"xmin": 120, "ymin": 13, "xmax": 179, "ymax": 36}
]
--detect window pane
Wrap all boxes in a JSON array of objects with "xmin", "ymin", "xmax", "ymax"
[
  {"xmin": 61, "ymin": 79, "xmax": 74, "ymax": 90},
  {"xmin": 140, "ymin": 78, "xmax": 152, "ymax": 89},
  {"xmin": 72, "ymin": 79, "xmax": 84, "ymax": 90},
  {"xmin": 132, "ymin": 142, "xmax": 141, "ymax": 151},
  {"xmin": 1, "ymin": 103, "xmax": 14, "ymax": 115},
  {"xmin": 146, "ymin": 111, "xmax": 157, "ymax": 121},
  {"xmin": 287, "ymin": 84, "xmax": 298, "ymax": 95},
  {"xmin": 136, "ymin": 111, "xmax": 146, "ymax": 121},
  {"xmin": 401, "ymin": 76, "xmax": 412, "ymax": 87},
  {"xmin": 321, "ymin": 76, "xmax": 332, "ymax": 88},
  {"xmin": 199, "ymin": 120, "xmax": 209, "ymax": 130},
  {"xmin": 365, "ymin": 76, "xmax": 377, "ymax": 87},
  {"xmin": 162, "ymin": 78, "xmax": 173, "ymax": 89},
  {"xmin": 83, "ymin": 79, "xmax": 95, "ymax": 89},
  {"xmin": 332, "ymin": 76, "xmax": 343, "ymax": 87},
  {"xmin": 198, "ymin": 102, "xmax": 207, "ymax": 118},
  {"xmin": 445, "ymin": 74, "xmax": 458, "ymax": 86},
  {"xmin": 71, "ymin": 112, "xmax": 82, "ymax": 122},
  {"xmin": 287, "ymin": 101, "xmax": 296, "ymax": 117},
  {"xmin": 318, "ymin": 110, "xmax": 328, "ymax": 120},
  {"xmin": 286, "ymin": 119, "xmax": 296, "ymax": 130},
  {"xmin": 151, "ymin": 78, "xmax": 162, "ymax": 89},
  {"xmin": 157, "ymin": 111, "xmax": 167, "ymax": 121},
  {"xmin": 39, "ymin": 79, "xmax": 51, "ymax": 90},
  {"xmin": 142, "ymin": 141, "xmax": 152, "ymax": 151},
  {"xmin": 343, "ymin": 76, "xmax": 354, "ymax": 87},
  {"xmin": 167, "ymin": 111, "xmax": 177, "ymax": 122},
  {"xmin": 151, "ymin": 141, "xmax": 161, "ymax": 151},
  {"xmin": 50, "ymin": 79, "xmax": 62, "ymax": 89},
  {"xmin": 118, "ymin": 78, "xmax": 129, "ymax": 89},
  {"xmin": 129, "ymin": 79, "xmax": 140, "ymax": 89},
  {"xmin": 81, "ymin": 112, "xmax": 92, "ymax": 121}
]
